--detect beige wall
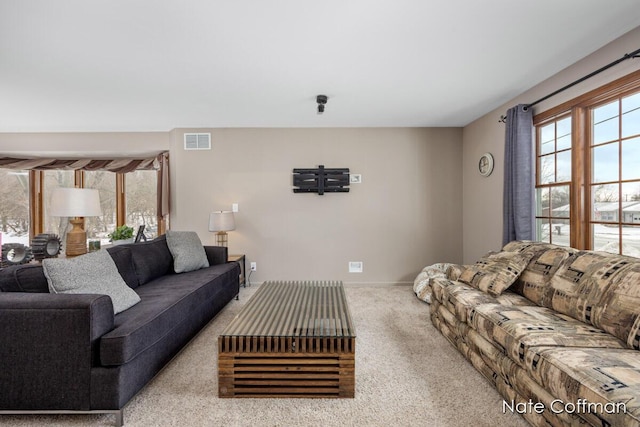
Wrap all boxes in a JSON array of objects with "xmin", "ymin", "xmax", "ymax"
[
  {"xmin": 169, "ymin": 127, "xmax": 463, "ymax": 285},
  {"xmin": 462, "ymin": 26, "xmax": 640, "ymax": 264}
]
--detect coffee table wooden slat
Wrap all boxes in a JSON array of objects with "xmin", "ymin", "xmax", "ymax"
[{"xmin": 218, "ymin": 280, "xmax": 356, "ymax": 398}]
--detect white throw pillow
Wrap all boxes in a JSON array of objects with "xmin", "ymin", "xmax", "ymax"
[
  {"xmin": 43, "ymin": 250, "xmax": 141, "ymax": 314},
  {"xmin": 165, "ymin": 231, "xmax": 209, "ymax": 273}
]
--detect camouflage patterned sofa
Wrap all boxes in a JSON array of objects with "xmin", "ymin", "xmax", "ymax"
[{"xmin": 429, "ymin": 240, "xmax": 640, "ymax": 427}]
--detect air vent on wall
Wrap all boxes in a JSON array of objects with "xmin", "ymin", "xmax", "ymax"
[{"xmin": 184, "ymin": 133, "xmax": 211, "ymax": 150}]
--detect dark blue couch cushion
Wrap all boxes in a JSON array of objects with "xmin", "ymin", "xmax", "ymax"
[
  {"xmin": 106, "ymin": 245, "xmax": 139, "ymax": 289},
  {"xmin": 0, "ymin": 265, "xmax": 49, "ymax": 293},
  {"xmin": 99, "ymin": 262, "xmax": 239, "ymax": 366},
  {"xmin": 127, "ymin": 235, "xmax": 173, "ymax": 286}
]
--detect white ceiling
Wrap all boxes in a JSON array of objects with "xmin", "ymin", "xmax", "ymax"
[{"xmin": 1, "ymin": 0, "xmax": 640, "ymax": 132}]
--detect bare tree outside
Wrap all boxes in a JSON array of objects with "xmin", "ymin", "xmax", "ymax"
[
  {"xmin": 0, "ymin": 169, "xmax": 29, "ymax": 244},
  {"xmin": 84, "ymin": 171, "xmax": 116, "ymax": 240},
  {"xmin": 125, "ymin": 170, "xmax": 158, "ymax": 239},
  {"xmin": 43, "ymin": 170, "xmax": 75, "ymax": 244}
]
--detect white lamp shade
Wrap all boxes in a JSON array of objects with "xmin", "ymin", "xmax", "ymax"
[
  {"xmin": 209, "ymin": 211, "xmax": 236, "ymax": 232},
  {"xmin": 49, "ymin": 188, "xmax": 102, "ymax": 217}
]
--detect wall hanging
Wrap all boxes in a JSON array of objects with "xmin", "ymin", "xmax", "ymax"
[{"xmin": 293, "ymin": 165, "xmax": 350, "ymax": 195}]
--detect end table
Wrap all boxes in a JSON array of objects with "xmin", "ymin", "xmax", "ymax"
[{"xmin": 228, "ymin": 254, "xmax": 246, "ymax": 287}]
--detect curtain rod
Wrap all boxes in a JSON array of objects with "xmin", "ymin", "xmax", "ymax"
[{"xmin": 499, "ymin": 47, "xmax": 640, "ymax": 123}]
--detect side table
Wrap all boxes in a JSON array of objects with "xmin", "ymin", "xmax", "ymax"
[{"xmin": 228, "ymin": 254, "xmax": 246, "ymax": 287}]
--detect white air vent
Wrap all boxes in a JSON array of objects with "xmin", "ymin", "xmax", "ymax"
[{"xmin": 184, "ymin": 133, "xmax": 211, "ymax": 150}]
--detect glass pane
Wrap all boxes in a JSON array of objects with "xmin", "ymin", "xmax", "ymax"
[
  {"xmin": 551, "ymin": 222, "xmax": 571, "ymax": 247},
  {"xmin": 539, "ymin": 154, "xmax": 555, "ymax": 184},
  {"xmin": 593, "ymin": 100, "xmax": 619, "ymax": 123},
  {"xmin": 540, "ymin": 123, "xmax": 555, "ymax": 155},
  {"xmin": 592, "ymin": 223, "xmax": 620, "ymax": 254},
  {"xmin": 621, "ymin": 226, "xmax": 640, "ymax": 257},
  {"xmin": 536, "ymin": 218, "xmax": 551, "ymax": 243},
  {"xmin": 592, "ymin": 142, "xmax": 619, "ymax": 183},
  {"xmin": 556, "ymin": 150, "xmax": 571, "ymax": 182},
  {"xmin": 556, "ymin": 117, "xmax": 572, "ymax": 150},
  {"xmin": 536, "ymin": 187, "xmax": 549, "ymax": 216},
  {"xmin": 125, "ymin": 170, "xmax": 158, "ymax": 240},
  {"xmin": 43, "ymin": 170, "xmax": 75, "ymax": 243},
  {"xmin": 622, "ymin": 92, "xmax": 640, "ymax": 114},
  {"xmin": 622, "ymin": 106, "xmax": 640, "ymax": 138},
  {"xmin": 622, "ymin": 137, "xmax": 640, "ymax": 181},
  {"xmin": 84, "ymin": 171, "xmax": 116, "ymax": 245},
  {"xmin": 0, "ymin": 169, "xmax": 30, "ymax": 245},
  {"xmin": 592, "ymin": 183, "xmax": 619, "ymax": 222},
  {"xmin": 622, "ymin": 182, "xmax": 640, "ymax": 222},
  {"xmin": 550, "ymin": 185, "xmax": 570, "ymax": 217},
  {"xmin": 593, "ymin": 100, "xmax": 619, "ymax": 145}
]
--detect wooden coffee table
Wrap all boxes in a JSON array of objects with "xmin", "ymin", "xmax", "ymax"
[{"xmin": 218, "ymin": 280, "xmax": 356, "ymax": 398}]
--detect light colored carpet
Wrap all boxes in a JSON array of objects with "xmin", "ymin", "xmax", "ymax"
[{"xmin": 2, "ymin": 284, "xmax": 528, "ymax": 427}]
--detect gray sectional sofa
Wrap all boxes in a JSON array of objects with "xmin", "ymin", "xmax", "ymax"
[{"xmin": 0, "ymin": 234, "xmax": 240, "ymax": 426}]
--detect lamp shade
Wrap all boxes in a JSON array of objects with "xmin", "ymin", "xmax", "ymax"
[
  {"xmin": 208, "ymin": 211, "xmax": 236, "ymax": 232},
  {"xmin": 49, "ymin": 188, "xmax": 102, "ymax": 217}
]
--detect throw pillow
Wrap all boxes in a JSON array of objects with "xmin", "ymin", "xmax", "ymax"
[
  {"xmin": 459, "ymin": 251, "xmax": 532, "ymax": 296},
  {"xmin": 165, "ymin": 231, "xmax": 209, "ymax": 273},
  {"xmin": 43, "ymin": 250, "xmax": 141, "ymax": 314}
]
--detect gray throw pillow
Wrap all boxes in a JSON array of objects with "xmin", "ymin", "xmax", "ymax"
[
  {"xmin": 43, "ymin": 250, "xmax": 141, "ymax": 314},
  {"xmin": 165, "ymin": 231, "xmax": 209, "ymax": 273}
]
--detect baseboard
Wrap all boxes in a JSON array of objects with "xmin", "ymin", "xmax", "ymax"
[{"xmin": 247, "ymin": 281, "xmax": 412, "ymax": 288}]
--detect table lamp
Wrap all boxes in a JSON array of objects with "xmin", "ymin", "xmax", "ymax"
[
  {"xmin": 208, "ymin": 211, "xmax": 235, "ymax": 247},
  {"xmin": 50, "ymin": 187, "xmax": 102, "ymax": 257}
]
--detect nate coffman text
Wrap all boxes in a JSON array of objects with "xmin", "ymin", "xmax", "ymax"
[{"xmin": 503, "ymin": 399, "xmax": 627, "ymax": 415}]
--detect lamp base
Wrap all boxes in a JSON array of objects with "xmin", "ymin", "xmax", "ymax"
[
  {"xmin": 216, "ymin": 231, "xmax": 228, "ymax": 247},
  {"xmin": 66, "ymin": 218, "xmax": 88, "ymax": 257}
]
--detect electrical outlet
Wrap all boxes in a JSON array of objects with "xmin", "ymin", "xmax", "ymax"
[
  {"xmin": 250, "ymin": 262, "xmax": 257, "ymax": 271},
  {"xmin": 350, "ymin": 174, "xmax": 362, "ymax": 184},
  {"xmin": 348, "ymin": 261, "xmax": 363, "ymax": 273},
  {"xmin": 232, "ymin": 203, "xmax": 239, "ymax": 212}
]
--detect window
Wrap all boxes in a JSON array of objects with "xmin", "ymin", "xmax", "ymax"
[
  {"xmin": 84, "ymin": 171, "xmax": 117, "ymax": 244},
  {"xmin": 43, "ymin": 170, "xmax": 75, "ymax": 243},
  {"xmin": 536, "ymin": 115, "xmax": 572, "ymax": 246},
  {"xmin": 0, "ymin": 169, "xmax": 30, "ymax": 245},
  {"xmin": 125, "ymin": 170, "xmax": 158, "ymax": 240},
  {"xmin": 1, "ymin": 168, "xmax": 158, "ymax": 247},
  {"xmin": 589, "ymin": 92, "xmax": 640, "ymax": 256},
  {"xmin": 535, "ymin": 71, "xmax": 640, "ymax": 255}
]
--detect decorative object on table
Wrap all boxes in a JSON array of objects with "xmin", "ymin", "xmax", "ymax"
[
  {"xmin": 208, "ymin": 211, "xmax": 235, "ymax": 247},
  {"xmin": 478, "ymin": 152, "xmax": 494, "ymax": 177},
  {"xmin": 1, "ymin": 243, "xmax": 34, "ymax": 268},
  {"xmin": 49, "ymin": 187, "xmax": 102, "ymax": 257},
  {"xmin": 31, "ymin": 233, "xmax": 63, "ymax": 261},
  {"xmin": 108, "ymin": 225, "xmax": 135, "ymax": 245},
  {"xmin": 292, "ymin": 165, "xmax": 350, "ymax": 195},
  {"xmin": 88, "ymin": 239, "xmax": 101, "ymax": 252},
  {"xmin": 134, "ymin": 225, "xmax": 147, "ymax": 243}
]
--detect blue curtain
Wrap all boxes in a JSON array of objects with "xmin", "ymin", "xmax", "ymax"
[{"xmin": 503, "ymin": 104, "xmax": 535, "ymax": 246}]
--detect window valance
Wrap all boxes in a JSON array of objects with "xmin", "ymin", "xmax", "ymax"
[{"xmin": 0, "ymin": 152, "xmax": 167, "ymax": 174}]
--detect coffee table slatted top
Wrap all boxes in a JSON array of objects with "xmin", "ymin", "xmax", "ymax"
[{"xmin": 221, "ymin": 280, "xmax": 356, "ymax": 339}]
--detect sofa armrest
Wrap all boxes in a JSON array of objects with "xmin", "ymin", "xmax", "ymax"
[
  {"xmin": 204, "ymin": 245, "xmax": 228, "ymax": 265},
  {"xmin": 0, "ymin": 293, "xmax": 114, "ymax": 410}
]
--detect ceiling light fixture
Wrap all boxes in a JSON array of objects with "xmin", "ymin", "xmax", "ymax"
[{"xmin": 316, "ymin": 95, "xmax": 328, "ymax": 114}]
